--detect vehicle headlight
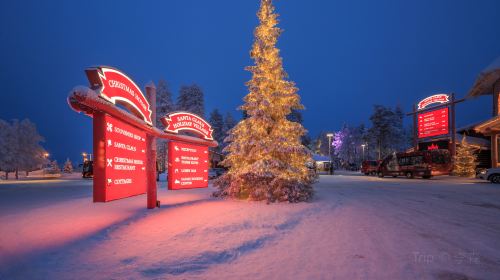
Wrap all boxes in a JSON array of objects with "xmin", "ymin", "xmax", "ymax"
[{"xmin": 479, "ymin": 170, "xmax": 487, "ymax": 175}]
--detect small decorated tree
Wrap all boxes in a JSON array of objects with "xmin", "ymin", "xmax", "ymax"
[
  {"xmin": 453, "ymin": 135, "xmax": 477, "ymax": 177},
  {"xmin": 214, "ymin": 0, "xmax": 314, "ymax": 202},
  {"xmin": 63, "ymin": 158, "xmax": 73, "ymax": 173},
  {"xmin": 48, "ymin": 160, "xmax": 60, "ymax": 174}
]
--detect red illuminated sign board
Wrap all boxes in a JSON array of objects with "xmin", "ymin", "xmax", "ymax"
[
  {"xmin": 93, "ymin": 113, "xmax": 147, "ymax": 202},
  {"xmin": 168, "ymin": 141, "xmax": 209, "ymax": 190},
  {"xmin": 86, "ymin": 67, "xmax": 153, "ymax": 125},
  {"xmin": 418, "ymin": 108, "xmax": 449, "ymax": 139},
  {"xmin": 161, "ymin": 112, "xmax": 214, "ymax": 140},
  {"xmin": 417, "ymin": 94, "xmax": 450, "ymax": 110}
]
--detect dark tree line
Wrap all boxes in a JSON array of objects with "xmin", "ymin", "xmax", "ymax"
[
  {"xmin": 312, "ymin": 105, "xmax": 412, "ymax": 166},
  {"xmin": 155, "ymin": 79, "xmax": 238, "ymax": 171}
]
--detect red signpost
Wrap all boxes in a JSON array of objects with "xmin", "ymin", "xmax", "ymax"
[
  {"xmin": 68, "ymin": 66, "xmax": 218, "ymax": 209},
  {"xmin": 93, "ymin": 113, "xmax": 147, "ymax": 202},
  {"xmin": 418, "ymin": 107, "xmax": 449, "ymax": 139},
  {"xmin": 168, "ymin": 142, "xmax": 209, "ymax": 190},
  {"xmin": 417, "ymin": 94, "xmax": 450, "ymax": 110},
  {"xmin": 162, "ymin": 112, "xmax": 214, "ymax": 140},
  {"xmin": 86, "ymin": 67, "xmax": 153, "ymax": 125}
]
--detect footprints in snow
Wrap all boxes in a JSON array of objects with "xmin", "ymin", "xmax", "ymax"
[{"xmin": 140, "ymin": 216, "xmax": 303, "ymax": 276}]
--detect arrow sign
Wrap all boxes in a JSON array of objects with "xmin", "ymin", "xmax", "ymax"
[
  {"xmin": 161, "ymin": 112, "xmax": 214, "ymax": 140},
  {"xmin": 85, "ymin": 67, "xmax": 153, "ymax": 125},
  {"xmin": 168, "ymin": 141, "xmax": 209, "ymax": 190}
]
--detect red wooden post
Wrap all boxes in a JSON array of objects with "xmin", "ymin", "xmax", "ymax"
[
  {"xmin": 450, "ymin": 93, "xmax": 456, "ymax": 159},
  {"xmin": 146, "ymin": 82, "xmax": 158, "ymax": 209},
  {"xmin": 93, "ymin": 111, "xmax": 106, "ymax": 202},
  {"xmin": 413, "ymin": 104, "xmax": 418, "ymax": 151}
]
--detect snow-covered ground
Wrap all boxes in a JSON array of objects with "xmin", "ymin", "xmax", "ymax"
[{"xmin": 1, "ymin": 172, "xmax": 500, "ymax": 279}]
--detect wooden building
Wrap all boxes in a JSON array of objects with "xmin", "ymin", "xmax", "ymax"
[{"xmin": 467, "ymin": 57, "xmax": 500, "ymax": 167}]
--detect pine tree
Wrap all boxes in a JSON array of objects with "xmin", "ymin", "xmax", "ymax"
[
  {"xmin": 0, "ymin": 119, "xmax": 15, "ymax": 179},
  {"xmin": 221, "ymin": 112, "xmax": 237, "ymax": 151},
  {"xmin": 63, "ymin": 158, "xmax": 73, "ymax": 173},
  {"xmin": 214, "ymin": 0, "xmax": 314, "ymax": 202},
  {"xmin": 156, "ymin": 79, "xmax": 175, "ymax": 129},
  {"xmin": 177, "ymin": 84, "xmax": 205, "ymax": 118},
  {"xmin": 46, "ymin": 160, "xmax": 60, "ymax": 174},
  {"xmin": 453, "ymin": 136, "xmax": 477, "ymax": 177},
  {"xmin": 222, "ymin": 112, "xmax": 237, "ymax": 137},
  {"xmin": 209, "ymin": 109, "xmax": 224, "ymax": 148},
  {"xmin": 156, "ymin": 79, "xmax": 175, "ymax": 173}
]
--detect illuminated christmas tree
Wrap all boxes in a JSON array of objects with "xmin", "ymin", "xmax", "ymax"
[
  {"xmin": 214, "ymin": 0, "xmax": 314, "ymax": 202},
  {"xmin": 453, "ymin": 135, "xmax": 477, "ymax": 177}
]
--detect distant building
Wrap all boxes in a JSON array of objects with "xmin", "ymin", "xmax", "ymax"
[{"xmin": 466, "ymin": 56, "xmax": 500, "ymax": 168}]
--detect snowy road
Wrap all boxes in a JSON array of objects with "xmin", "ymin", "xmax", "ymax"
[{"xmin": 1, "ymin": 173, "xmax": 500, "ymax": 279}]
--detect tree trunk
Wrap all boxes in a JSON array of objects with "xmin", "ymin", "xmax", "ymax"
[
  {"xmin": 26, "ymin": 170, "xmax": 29, "ymax": 176},
  {"xmin": 5, "ymin": 171, "xmax": 8, "ymax": 180},
  {"xmin": 15, "ymin": 169, "xmax": 19, "ymax": 180}
]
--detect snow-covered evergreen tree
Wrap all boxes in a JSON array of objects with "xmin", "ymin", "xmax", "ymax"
[
  {"xmin": 0, "ymin": 119, "xmax": 47, "ymax": 179},
  {"xmin": 156, "ymin": 79, "xmax": 175, "ymax": 129},
  {"xmin": 214, "ymin": 0, "xmax": 314, "ymax": 202},
  {"xmin": 333, "ymin": 124, "xmax": 366, "ymax": 166},
  {"xmin": 453, "ymin": 136, "xmax": 477, "ymax": 177},
  {"xmin": 220, "ymin": 112, "xmax": 237, "ymax": 151},
  {"xmin": 44, "ymin": 160, "xmax": 60, "ymax": 175},
  {"xmin": 155, "ymin": 79, "xmax": 175, "ymax": 173},
  {"xmin": 0, "ymin": 119, "xmax": 16, "ymax": 179},
  {"xmin": 367, "ymin": 105, "xmax": 405, "ymax": 160},
  {"xmin": 209, "ymin": 109, "xmax": 224, "ymax": 148},
  {"xmin": 18, "ymin": 119, "xmax": 47, "ymax": 176},
  {"xmin": 222, "ymin": 112, "xmax": 237, "ymax": 137},
  {"xmin": 177, "ymin": 84, "xmax": 205, "ymax": 118},
  {"xmin": 63, "ymin": 158, "xmax": 73, "ymax": 173}
]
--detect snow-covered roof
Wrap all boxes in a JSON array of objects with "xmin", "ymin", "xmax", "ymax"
[
  {"xmin": 456, "ymin": 133, "xmax": 490, "ymax": 148},
  {"xmin": 472, "ymin": 115, "xmax": 500, "ymax": 134},
  {"xmin": 467, "ymin": 56, "xmax": 500, "ymax": 98},
  {"xmin": 457, "ymin": 121, "xmax": 484, "ymax": 133}
]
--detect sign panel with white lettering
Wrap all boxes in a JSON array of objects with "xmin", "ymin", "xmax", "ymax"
[
  {"xmin": 161, "ymin": 112, "xmax": 213, "ymax": 140},
  {"xmin": 86, "ymin": 67, "xmax": 153, "ymax": 125},
  {"xmin": 93, "ymin": 113, "xmax": 147, "ymax": 202},
  {"xmin": 168, "ymin": 141, "xmax": 209, "ymax": 190},
  {"xmin": 418, "ymin": 107, "xmax": 449, "ymax": 139}
]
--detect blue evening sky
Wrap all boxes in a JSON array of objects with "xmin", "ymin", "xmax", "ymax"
[{"xmin": 1, "ymin": 0, "xmax": 499, "ymax": 163}]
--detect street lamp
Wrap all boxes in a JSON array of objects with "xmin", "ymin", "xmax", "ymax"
[
  {"xmin": 326, "ymin": 133, "xmax": 334, "ymax": 174},
  {"xmin": 326, "ymin": 133, "xmax": 334, "ymax": 158},
  {"xmin": 82, "ymin": 152, "xmax": 87, "ymax": 163},
  {"xmin": 43, "ymin": 152, "xmax": 49, "ymax": 158},
  {"xmin": 361, "ymin": 144, "xmax": 366, "ymax": 161}
]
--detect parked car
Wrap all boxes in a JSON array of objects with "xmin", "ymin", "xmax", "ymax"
[
  {"xmin": 377, "ymin": 149, "xmax": 451, "ymax": 179},
  {"xmin": 361, "ymin": 160, "xmax": 380, "ymax": 175},
  {"xmin": 477, "ymin": 168, "xmax": 500, "ymax": 183},
  {"xmin": 82, "ymin": 160, "xmax": 93, "ymax": 178}
]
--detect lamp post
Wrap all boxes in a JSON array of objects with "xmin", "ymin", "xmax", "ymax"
[
  {"xmin": 361, "ymin": 144, "xmax": 366, "ymax": 161},
  {"xmin": 326, "ymin": 133, "xmax": 334, "ymax": 174},
  {"xmin": 82, "ymin": 152, "xmax": 87, "ymax": 163}
]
